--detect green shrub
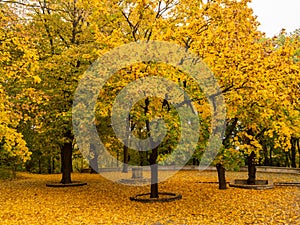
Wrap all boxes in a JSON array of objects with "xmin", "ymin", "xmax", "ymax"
[{"xmin": 0, "ymin": 168, "xmax": 15, "ymax": 180}]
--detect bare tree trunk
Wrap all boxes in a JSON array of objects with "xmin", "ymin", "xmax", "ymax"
[
  {"xmin": 149, "ymin": 147, "xmax": 159, "ymax": 198},
  {"xmin": 285, "ymin": 152, "xmax": 290, "ymax": 167},
  {"xmin": 60, "ymin": 141, "xmax": 73, "ymax": 184},
  {"xmin": 122, "ymin": 145, "xmax": 129, "ymax": 173},
  {"xmin": 122, "ymin": 114, "xmax": 131, "ymax": 173},
  {"xmin": 263, "ymin": 145, "xmax": 269, "ymax": 166},
  {"xmin": 217, "ymin": 117, "xmax": 238, "ymax": 190},
  {"xmin": 216, "ymin": 163, "xmax": 226, "ymax": 189},
  {"xmin": 291, "ymin": 138, "xmax": 297, "ymax": 168},
  {"xmin": 269, "ymin": 146, "xmax": 273, "ymax": 166},
  {"xmin": 150, "ymin": 165, "xmax": 159, "ymax": 198},
  {"xmin": 144, "ymin": 97, "xmax": 159, "ymax": 198},
  {"xmin": 297, "ymin": 139, "xmax": 300, "ymax": 168},
  {"xmin": 247, "ymin": 151, "xmax": 256, "ymax": 185},
  {"xmin": 90, "ymin": 143, "xmax": 99, "ymax": 174}
]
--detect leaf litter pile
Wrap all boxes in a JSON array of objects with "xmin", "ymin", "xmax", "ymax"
[{"xmin": 0, "ymin": 171, "xmax": 299, "ymax": 225}]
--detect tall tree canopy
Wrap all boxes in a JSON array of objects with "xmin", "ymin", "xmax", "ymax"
[{"xmin": 0, "ymin": 0, "xmax": 299, "ymax": 181}]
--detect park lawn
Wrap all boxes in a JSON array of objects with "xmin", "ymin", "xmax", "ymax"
[{"xmin": 0, "ymin": 171, "xmax": 299, "ymax": 225}]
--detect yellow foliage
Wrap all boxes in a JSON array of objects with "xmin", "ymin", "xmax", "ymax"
[{"xmin": 1, "ymin": 0, "xmax": 299, "ymax": 167}]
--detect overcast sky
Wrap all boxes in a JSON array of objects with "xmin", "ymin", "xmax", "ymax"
[{"xmin": 249, "ymin": 0, "xmax": 300, "ymax": 37}]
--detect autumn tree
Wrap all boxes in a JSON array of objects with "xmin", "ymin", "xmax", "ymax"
[
  {"xmin": 87, "ymin": 0, "xmax": 263, "ymax": 192},
  {"xmin": 0, "ymin": 3, "xmax": 38, "ymax": 168},
  {"xmin": 7, "ymin": 0, "xmax": 100, "ymax": 182},
  {"xmin": 174, "ymin": 0, "xmax": 300, "ymax": 185},
  {"xmin": 80, "ymin": 0, "xmax": 210, "ymax": 198},
  {"xmin": 3, "ymin": 0, "xmax": 299, "ymax": 192}
]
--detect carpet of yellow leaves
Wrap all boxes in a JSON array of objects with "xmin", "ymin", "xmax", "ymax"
[{"xmin": 0, "ymin": 171, "xmax": 299, "ymax": 225}]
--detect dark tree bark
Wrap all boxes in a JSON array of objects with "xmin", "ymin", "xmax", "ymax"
[
  {"xmin": 90, "ymin": 143, "xmax": 99, "ymax": 174},
  {"xmin": 116, "ymin": 150, "xmax": 119, "ymax": 168},
  {"xmin": 122, "ymin": 114, "xmax": 132, "ymax": 173},
  {"xmin": 247, "ymin": 151, "xmax": 256, "ymax": 185},
  {"xmin": 138, "ymin": 151, "xmax": 147, "ymax": 166},
  {"xmin": 290, "ymin": 138, "xmax": 297, "ymax": 168},
  {"xmin": 150, "ymin": 165, "xmax": 158, "ymax": 198},
  {"xmin": 149, "ymin": 147, "xmax": 159, "ymax": 198},
  {"xmin": 216, "ymin": 117, "xmax": 239, "ymax": 189},
  {"xmin": 263, "ymin": 145, "xmax": 269, "ymax": 166},
  {"xmin": 269, "ymin": 146, "xmax": 273, "ymax": 166},
  {"xmin": 285, "ymin": 152, "xmax": 290, "ymax": 167},
  {"xmin": 193, "ymin": 157, "xmax": 199, "ymax": 166},
  {"xmin": 122, "ymin": 145, "xmax": 129, "ymax": 173},
  {"xmin": 143, "ymin": 97, "xmax": 159, "ymax": 198},
  {"xmin": 222, "ymin": 117, "xmax": 238, "ymax": 148},
  {"xmin": 216, "ymin": 163, "xmax": 227, "ymax": 189},
  {"xmin": 297, "ymin": 139, "xmax": 300, "ymax": 168},
  {"xmin": 60, "ymin": 141, "xmax": 73, "ymax": 184}
]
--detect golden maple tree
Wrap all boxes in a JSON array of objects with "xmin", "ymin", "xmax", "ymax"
[{"xmin": 0, "ymin": 0, "xmax": 299, "ymax": 186}]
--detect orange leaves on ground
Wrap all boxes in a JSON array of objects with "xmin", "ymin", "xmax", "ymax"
[{"xmin": 0, "ymin": 171, "xmax": 299, "ymax": 224}]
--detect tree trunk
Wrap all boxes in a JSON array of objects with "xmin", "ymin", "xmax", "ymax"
[
  {"xmin": 143, "ymin": 97, "xmax": 159, "ymax": 198},
  {"xmin": 139, "ymin": 151, "xmax": 147, "ymax": 166},
  {"xmin": 216, "ymin": 163, "xmax": 227, "ymax": 189},
  {"xmin": 116, "ymin": 150, "xmax": 119, "ymax": 168},
  {"xmin": 90, "ymin": 143, "xmax": 98, "ymax": 174},
  {"xmin": 291, "ymin": 138, "xmax": 296, "ymax": 168},
  {"xmin": 122, "ymin": 113, "xmax": 131, "ymax": 173},
  {"xmin": 60, "ymin": 141, "xmax": 73, "ymax": 184},
  {"xmin": 193, "ymin": 157, "xmax": 199, "ymax": 166},
  {"xmin": 263, "ymin": 145, "xmax": 269, "ymax": 166},
  {"xmin": 122, "ymin": 145, "xmax": 129, "ymax": 173},
  {"xmin": 247, "ymin": 151, "xmax": 256, "ymax": 185},
  {"xmin": 150, "ymin": 164, "xmax": 158, "ymax": 198},
  {"xmin": 269, "ymin": 146, "xmax": 273, "ymax": 166},
  {"xmin": 297, "ymin": 139, "xmax": 300, "ymax": 168},
  {"xmin": 218, "ymin": 117, "xmax": 237, "ymax": 190},
  {"xmin": 149, "ymin": 147, "xmax": 159, "ymax": 198},
  {"xmin": 222, "ymin": 117, "xmax": 238, "ymax": 148},
  {"xmin": 285, "ymin": 152, "xmax": 290, "ymax": 167}
]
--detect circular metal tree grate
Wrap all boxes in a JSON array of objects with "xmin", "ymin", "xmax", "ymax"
[
  {"xmin": 46, "ymin": 181, "xmax": 87, "ymax": 187},
  {"xmin": 130, "ymin": 192, "xmax": 182, "ymax": 203}
]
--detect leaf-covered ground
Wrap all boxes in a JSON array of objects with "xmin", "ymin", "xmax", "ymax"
[{"xmin": 0, "ymin": 171, "xmax": 299, "ymax": 225}]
